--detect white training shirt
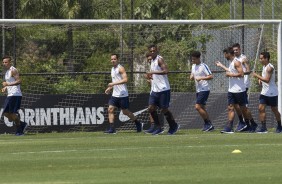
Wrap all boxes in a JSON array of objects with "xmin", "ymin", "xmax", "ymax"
[
  {"xmin": 228, "ymin": 58, "xmax": 246, "ymax": 93},
  {"xmin": 5, "ymin": 66, "xmax": 22, "ymax": 97},
  {"xmin": 261, "ymin": 63, "xmax": 278, "ymax": 96},
  {"xmin": 236, "ymin": 54, "xmax": 250, "ymax": 88},
  {"xmin": 191, "ymin": 62, "xmax": 212, "ymax": 92},
  {"xmin": 150, "ymin": 55, "xmax": 170, "ymax": 92},
  {"xmin": 111, "ymin": 64, "xmax": 128, "ymax": 97}
]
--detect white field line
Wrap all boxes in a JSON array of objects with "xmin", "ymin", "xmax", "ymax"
[{"xmin": 11, "ymin": 143, "xmax": 282, "ymax": 155}]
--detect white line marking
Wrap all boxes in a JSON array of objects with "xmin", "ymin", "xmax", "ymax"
[{"xmin": 11, "ymin": 143, "xmax": 282, "ymax": 155}]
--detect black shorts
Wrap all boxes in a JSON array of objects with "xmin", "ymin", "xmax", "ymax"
[
  {"xmin": 149, "ymin": 90, "xmax": 170, "ymax": 108},
  {"xmin": 3, "ymin": 96, "xmax": 22, "ymax": 113},
  {"xmin": 196, "ymin": 91, "xmax": 210, "ymax": 105},
  {"xmin": 228, "ymin": 92, "xmax": 247, "ymax": 106},
  {"xmin": 259, "ymin": 95, "xmax": 278, "ymax": 107},
  {"xmin": 108, "ymin": 96, "xmax": 129, "ymax": 109}
]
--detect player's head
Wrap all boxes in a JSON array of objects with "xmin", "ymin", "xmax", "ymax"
[
  {"xmin": 146, "ymin": 52, "xmax": 153, "ymax": 64},
  {"xmin": 223, "ymin": 47, "xmax": 235, "ymax": 60},
  {"xmin": 259, "ymin": 52, "xmax": 270, "ymax": 65},
  {"xmin": 2, "ymin": 56, "xmax": 12, "ymax": 69},
  {"xmin": 110, "ymin": 54, "xmax": 119, "ymax": 66},
  {"xmin": 148, "ymin": 44, "xmax": 158, "ymax": 54},
  {"xmin": 190, "ymin": 51, "xmax": 201, "ymax": 64},
  {"xmin": 232, "ymin": 43, "xmax": 241, "ymax": 57}
]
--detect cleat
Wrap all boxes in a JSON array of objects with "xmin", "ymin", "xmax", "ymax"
[
  {"xmin": 152, "ymin": 127, "xmax": 164, "ymax": 135},
  {"xmin": 168, "ymin": 123, "xmax": 180, "ymax": 135},
  {"xmin": 21, "ymin": 122, "xmax": 28, "ymax": 134},
  {"xmin": 15, "ymin": 132, "xmax": 24, "ymax": 136},
  {"xmin": 220, "ymin": 126, "xmax": 234, "ymax": 134},
  {"xmin": 144, "ymin": 124, "xmax": 156, "ymax": 134},
  {"xmin": 256, "ymin": 127, "xmax": 268, "ymax": 133},
  {"xmin": 104, "ymin": 128, "xmax": 117, "ymax": 134},
  {"xmin": 202, "ymin": 124, "xmax": 214, "ymax": 132},
  {"xmin": 249, "ymin": 123, "xmax": 258, "ymax": 133},
  {"xmin": 275, "ymin": 126, "xmax": 282, "ymax": 133},
  {"xmin": 136, "ymin": 122, "xmax": 143, "ymax": 133},
  {"xmin": 236, "ymin": 121, "xmax": 247, "ymax": 132}
]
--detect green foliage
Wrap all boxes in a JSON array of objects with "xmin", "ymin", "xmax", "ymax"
[{"xmin": 5, "ymin": 0, "xmax": 279, "ymax": 94}]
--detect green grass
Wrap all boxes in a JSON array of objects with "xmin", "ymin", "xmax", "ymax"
[{"xmin": 1, "ymin": 130, "xmax": 282, "ymax": 184}]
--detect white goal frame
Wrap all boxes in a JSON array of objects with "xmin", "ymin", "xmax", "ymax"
[{"xmin": 1, "ymin": 19, "xmax": 282, "ymax": 113}]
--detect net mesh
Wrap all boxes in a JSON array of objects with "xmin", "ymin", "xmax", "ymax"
[{"xmin": 0, "ymin": 22, "xmax": 279, "ymax": 132}]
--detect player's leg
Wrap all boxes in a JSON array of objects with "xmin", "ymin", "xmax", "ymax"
[
  {"xmin": 195, "ymin": 91, "xmax": 214, "ymax": 131},
  {"xmin": 3, "ymin": 96, "xmax": 27, "ymax": 136},
  {"xmin": 257, "ymin": 103, "xmax": 268, "ymax": 133},
  {"xmin": 147, "ymin": 91, "xmax": 163, "ymax": 134},
  {"xmin": 105, "ymin": 96, "xmax": 118, "ymax": 134},
  {"xmin": 145, "ymin": 113, "xmax": 156, "ymax": 133},
  {"xmin": 221, "ymin": 92, "xmax": 235, "ymax": 133},
  {"xmin": 241, "ymin": 90, "xmax": 257, "ymax": 131},
  {"xmin": 159, "ymin": 90, "xmax": 179, "ymax": 135},
  {"xmin": 119, "ymin": 96, "xmax": 143, "ymax": 132},
  {"xmin": 269, "ymin": 96, "xmax": 282, "ymax": 133},
  {"xmin": 148, "ymin": 104, "xmax": 164, "ymax": 135},
  {"xmin": 13, "ymin": 96, "xmax": 28, "ymax": 135},
  {"xmin": 234, "ymin": 104, "xmax": 247, "ymax": 131}
]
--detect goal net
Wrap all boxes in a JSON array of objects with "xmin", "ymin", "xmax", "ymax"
[{"xmin": 0, "ymin": 19, "xmax": 281, "ymax": 133}]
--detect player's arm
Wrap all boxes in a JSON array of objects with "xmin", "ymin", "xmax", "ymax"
[
  {"xmin": 226, "ymin": 60, "xmax": 244, "ymax": 77},
  {"xmin": 1, "ymin": 87, "xmax": 7, "ymax": 93},
  {"xmin": 189, "ymin": 73, "xmax": 194, "ymax": 80},
  {"xmin": 2, "ymin": 68, "xmax": 22, "ymax": 87},
  {"xmin": 196, "ymin": 74, "xmax": 213, "ymax": 81},
  {"xmin": 252, "ymin": 66, "xmax": 273, "ymax": 83},
  {"xmin": 242, "ymin": 57, "xmax": 251, "ymax": 75},
  {"xmin": 147, "ymin": 58, "xmax": 168, "ymax": 75},
  {"xmin": 215, "ymin": 61, "xmax": 229, "ymax": 72}
]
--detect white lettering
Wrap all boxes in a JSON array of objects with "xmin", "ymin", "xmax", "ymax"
[
  {"xmin": 35, "ymin": 108, "xmax": 40, "ymax": 125},
  {"xmin": 60, "ymin": 108, "xmax": 69, "ymax": 125},
  {"xmin": 97, "ymin": 107, "xmax": 104, "ymax": 124},
  {"xmin": 70, "ymin": 108, "xmax": 75, "ymax": 125},
  {"xmin": 85, "ymin": 107, "xmax": 95, "ymax": 125},
  {"xmin": 75, "ymin": 107, "xmax": 85, "ymax": 125},
  {"xmin": 1, "ymin": 107, "xmax": 105, "ymax": 127},
  {"xmin": 51, "ymin": 108, "xmax": 59, "ymax": 125},
  {"xmin": 40, "ymin": 108, "xmax": 51, "ymax": 125},
  {"xmin": 25, "ymin": 109, "xmax": 35, "ymax": 126}
]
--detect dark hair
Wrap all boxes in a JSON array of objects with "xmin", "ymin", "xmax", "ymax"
[
  {"xmin": 191, "ymin": 51, "xmax": 201, "ymax": 58},
  {"xmin": 111, "ymin": 54, "xmax": 119, "ymax": 59},
  {"xmin": 232, "ymin": 43, "xmax": 241, "ymax": 48},
  {"xmin": 260, "ymin": 52, "xmax": 270, "ymax": 60},
  {"xmin": 2, "ymin": 56, "xmax": 12, "ymax": 61},
  {"xmin": 148, "ymin": 44, "xmax": 157, "ymax": 49},
  {"xmin": 223, "ymin": 47, "xmax": 234, "ymax": 55}
]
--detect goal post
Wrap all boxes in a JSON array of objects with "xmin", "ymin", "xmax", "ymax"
[{"xmin": 0, "ymin": 19, "xmax": 281, "ymax": 133}]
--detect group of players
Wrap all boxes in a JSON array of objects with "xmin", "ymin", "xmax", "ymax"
[
  {"xmin": 103, "ymin": 43, "xmax": 282, "ymax": 134},
  {"xmin": 1, "ymin": 43, "xmax": 281, "ymax": 136}
]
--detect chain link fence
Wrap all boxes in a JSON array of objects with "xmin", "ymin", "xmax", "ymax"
[{"xmin": 0, "ymin": 1, "xmax": 280, "ymax": 131}]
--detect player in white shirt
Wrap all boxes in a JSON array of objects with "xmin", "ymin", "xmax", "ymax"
[
  {"xmin": 232, "ymin": 43, "xmax": 257, "ymax": 132},
  {"xmin": 145, "ymin": 48, "xmax": 179, "ymax": 135},
  {"xmin": 104, "ymin": 54, "xmax": 143, "ymax": 134},
  {"xmin": 215, "ymin": 47, "xmax": 254, "ymax": 133},
  {"xmin": 190, "ymin": 51, "xmax": 214, "ymax": 132},
  {"xmin": 1, "ymin": 56, "xmax": 28, "ymax": 136},
  {"xmin": 252, "ymin": 52, "xmax": 282, "ymax": 133}
]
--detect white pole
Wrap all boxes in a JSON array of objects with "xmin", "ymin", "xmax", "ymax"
[
  {"xmin": 278, "ymin": 21, "xmax": 282, "ymax": 114},
  {"xmin": 0, "ymin": 19, "xmax": 280, "ymax": 25}
]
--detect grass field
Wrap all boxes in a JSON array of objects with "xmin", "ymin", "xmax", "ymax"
[{"xmin": 1, "ymin": 129, "xmax": 282, "ymax": 184}]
